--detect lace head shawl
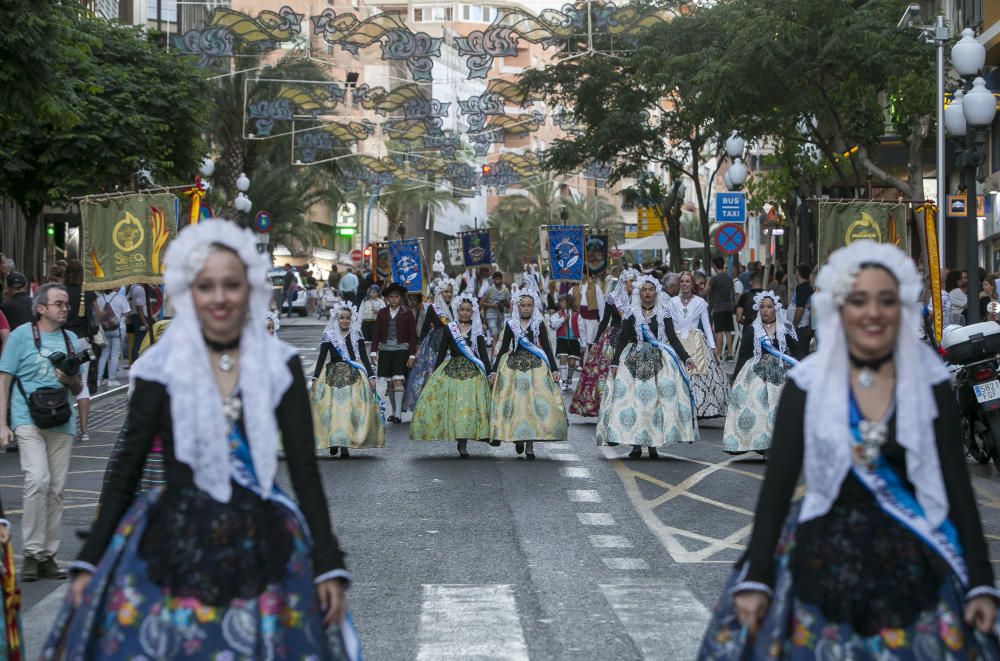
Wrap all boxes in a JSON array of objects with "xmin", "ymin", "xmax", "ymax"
[
  {"xmin": 323, "ymin": 301, "xmax": 363, "ymax": 358},
  {"xmin": 131, "ymin": 220, "xmax": 296, "ymax": 504},
  {"xmin": 450, "ymin": 291, "xmax": 485, "ymax": 346},
  {"xmin": 431, "ymin": 278, "xmax": 455, "ymax": 319},
  {"xmin": 789, "ymin": 241, "xmax": 951, "ymax": 527},
  {"xmin": 751, "ymin": 291, "xmax": 797, "ymax": 364},
  {"xmin": 508, "ymin": 280, "xmax": 544, "ymax": 341},
  {"xmin": 606, "ymin": 268, "xmax": 639, "ymax": 313},
  {"xmin": 629, "ymin": 274, "xmax": 671, "ymax": 345}
]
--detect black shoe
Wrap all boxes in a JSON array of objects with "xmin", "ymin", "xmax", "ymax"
[
  {"xmin": 488, "ymin": 439, "xmax": 501, "ymax": 447},
  {"xmin": 628, "ymin": 447, "xmax": 642, "ymax": 459},
  {"xmin": 526, "ymin": 453, "xmax": 536, "ymax": 460},
  {"xmin": 514, "ymin": 441, "xmax": 525, "ymax": 455},
  {"xmin": 647, "ymin": 447, "xmax": 658, "ymax": 460},
  {"xmin": 457, "ymin": 442, "xmax": 470, "ymax": 458},
  {"xmin": 5, "ymin": 445, "xmax": 17, "ymax": 453},
  {"xmin": 341, "ymin": 448, "xmax": 350, "ymax": 459},
  {"xmin": 38, "ymin": 556, "xmax": 67, "ymax": 580},
  {"xmin": 388, "ymin": 415, "xmax": 401, "ymax": 424},
  {"xmin": 20, "ymin": 555, "xmax": 38, "ymax": 583},
  {"xmin": 329, "ymin": 447, "xmax": 339, "ymax": 456}
]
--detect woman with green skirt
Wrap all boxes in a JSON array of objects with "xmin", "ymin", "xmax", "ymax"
[
  {"xmin": 310, "ymin": 302, "xmax": 385, "ymax": 458},
  {"xmin": 410, "ymin": 292, "xmax": 492, "ymax": 457}
]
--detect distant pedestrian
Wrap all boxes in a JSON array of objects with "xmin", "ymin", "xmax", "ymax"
[
  {"xmin": 480, "ymin": 271, "xmax": 510, "ymax": 344},
  {"xmin": 95, "ymin": 288, "xmax": 128, "ymax": 387},
  {"xmin": 706, "ymin": 257, "xmax": 736, "ymax": 360},
  {"xmin": 281, "ymin": 263, "xmax": 295, "ymax": 316},
  {"xmin": 339, "ymin": 266, "xmax": 359, "ymax": 305},
  {"xmin": 359, "ymin": 284, "xmax": 385, "ymax": 343},
  {"xmin": 1, "ymin": 273, "xmax": 33, "ymax": 329},
  {"xmin": 789, "ymin": 263, "xmax": 814, "ymax": 353},
  {"xmin": 63, "ymin": 259, "xmax": 96, "ymax": 442}
]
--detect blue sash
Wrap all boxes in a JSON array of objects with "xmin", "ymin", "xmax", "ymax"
[
  {"xmin": 332, "ymin": 342, "xmax": 387, "ymax": 423},
  {"xmin": 516, "ymin": 334, "xmax": 550, "ymax": 366},
  {"xmin": 445, "ymin": 321, "xmax": 487, "ymax": 375},
  {"xmin": 760, "ymin": 338, "xmax": 799, "ymax": 368},
  {"xmin": 640, "ymin": 323, "xmax": 697, "ymax": 424},
  {"xmin": 848, "ymin": 396, "xmax": 967, "ymax": 584}
]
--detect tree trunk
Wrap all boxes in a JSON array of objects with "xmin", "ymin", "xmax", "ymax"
[
  {"xmin": 659, "ymin": 203, "xmax": 682, "ymax": 271},
  {"xmin": 21, "ymin": 207, "xmax": 43, "ymax": 279}
]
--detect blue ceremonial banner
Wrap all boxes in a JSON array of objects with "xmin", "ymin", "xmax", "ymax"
[
  {"xmin": 389, "ymin": 239, "xmax": 424, "ymax": 292},
  {"xmin": 547, "ymin": 225, "xmax": 586, "ymax": 282},
  {"xmin": 461, "ymin": 230, "xmax": 492, "ymax": 266}
]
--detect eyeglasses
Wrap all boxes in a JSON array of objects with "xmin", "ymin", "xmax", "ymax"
[{"xmin": 44, "ymin": 302, "xmax": 70, "ymax": 309}]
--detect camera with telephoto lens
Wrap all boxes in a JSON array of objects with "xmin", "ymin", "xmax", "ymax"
[{"xmin": 47, "ymin": 349, "xmax": 95, "ymax": 377}]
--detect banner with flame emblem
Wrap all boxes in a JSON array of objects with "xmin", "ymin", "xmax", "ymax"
[
  {"xmin": 817, "ymin": 200, "xmax": 908, "ymax": 263},
  {"xmin": 80, "ymin": 193, "xmax": 179, "ymax": 291}
]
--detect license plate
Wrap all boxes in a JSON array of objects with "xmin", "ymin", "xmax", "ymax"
[{"xmin": 974, "ymin": 380, "xmax": 1000, "ymax": 403}]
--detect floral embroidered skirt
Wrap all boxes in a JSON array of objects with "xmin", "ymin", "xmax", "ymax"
[
  {"xmin": 679, "ymin": 330, "xmax": 728, "ymax": 419},
  {"xmin": 489, "ymin": 350, "xmax": 568, "ymax": 443},
  {"xmin": 0, "ymin": 540, "xmax": 23, "ymax": 661},
  {"xmin": 410, "ymin": 357, "xmax": 491, "ymax": 442},
  {"xmin": 42, "ymin": 489, "xmax": 355, "ymax": 660},
  {"xmin": 698, "ymin": 500, "xmax": 1000, "ymax": 660},
  {"xmin": 596, "ymin": 343, "xmax": 698, "ymax": 447},
  {"xmin": 722, "ymin": 356, "xmax": 788, "ymax": 453},
  {"xmin": 569, "ymin": 325, "xmax": 620, "ymax": 417},
  {"xmin": 311, "ymin": 362, "xmax": 384, "ymax": 450},
  {"xmin": 403, "ymin": 327, "xmax": 444, "ymax": 411}
]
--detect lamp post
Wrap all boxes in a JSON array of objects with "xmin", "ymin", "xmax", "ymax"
[
  {"xmin": 234, "ymin": 172, "xmax": 251, "ymax": 228},
  {"xmin": 948, "ymin": 29, "xmax": 995, "ymax": 324}
]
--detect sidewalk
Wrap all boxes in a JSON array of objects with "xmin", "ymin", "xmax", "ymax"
[{"xmin": 276, "ymin": 314, "xmax": 327, "ymax": 327}]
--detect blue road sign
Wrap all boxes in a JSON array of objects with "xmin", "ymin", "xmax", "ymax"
[
  {"xmin": 715, "ymin": 224, "xmax": 746, "ymax": 254},
  {"xmin": 716, "ymin": 192, "xmax": 746, "ymax": 223}
]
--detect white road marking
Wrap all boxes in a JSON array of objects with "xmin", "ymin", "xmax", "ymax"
[
  {"xmin": 567, "ymin": 489, "xmax": 602, "ymax": 503},
  {"xmin": 589, "ymin": 535, "xmax": 633, "ymax": 549},
  {"xmin": 578, "ymin": 513, "xmax": 616, "ymax": 526},
  {"xmin": 600, "ymin": 580, "xmax": 711, "ymax": 659},
  {"xmin": 602, "ymin": 558, "xmax": 650, "ymax": 571},
  {"xmin": 561, "ymin": 466, "xmax": 592, "ymax": 478},
  {"xmin": 417, "ymin": 584, "xmax": 529, "ymax": 660},
  {"xmin": 551, "ymin": 453, "xmax": 581, "ymax": 462}
]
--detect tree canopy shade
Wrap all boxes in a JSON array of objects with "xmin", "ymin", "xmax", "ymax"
[{"xmin": 0, "ymin": 13, "xmax": 209, "ymax": 274}]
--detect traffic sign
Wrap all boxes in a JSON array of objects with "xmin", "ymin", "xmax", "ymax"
[
  {"xmin": 350, "ymin": 248, "xmax": 364, "ymax": 263},
  {"xmin": 715, "ymin": 224, "xmax": 746, "ymax": 254},
  {"xmin": 716, "ymin": 192, "xmax": 747, "ymax": 223},
  {"xmin": 254, "ymin": 210, "xmax": 272, "ymax": 233}
]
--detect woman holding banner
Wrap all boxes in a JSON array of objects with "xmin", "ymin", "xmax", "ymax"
[
  {"xmin": 569, "ymin": 268, "xmax": 638, "ymax": 417},
  {"xmin": 311, "ymin": 302, "xmax": 385, "ymax": 458},
  {"xmin": 722, "ymin": 291, "xmax": 803, "ymax": 455},
  {"xmin": 489, "ymin": 282, "xmax": 568, "ymax": 458},
  {"xmin": 667, "ymin": 272, "xmax": 729, "ymax": 419},
  {"xmin": 403, "ymin": 279, "xmax": 454, "ymax": 412},
  {"xmin": 410, "ymin": 292, "xmax": 492, "ymax": 457},
  {"xmin": 598, "ymin": 275, "xmax": 698, "ymax": 458}
]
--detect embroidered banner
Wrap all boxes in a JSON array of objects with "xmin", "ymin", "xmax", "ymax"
[
  {"xmin": 547, "ymin": 225, "xmax": 586, "ymax": 282},
  {"xmin": 585, "ymin": 232, "xmax": 609, "ymax": 277},
  {"xmin": 372, "ymin": 242, "xmax": 391, "ymax": 282},
  {"xmin": 817, "ymin": 200, "xmax": 908, "ymax": 263},
  {"xmin": 460, "ymin": 230, "xmax": 493, "ymax": 266},
  {"xmin": 389, "ymin": 238, "xmax": 424, "ymax": 292},
  {"xmin": 81, "ymin": 193, "xmax": 179, "ymax": 291}
]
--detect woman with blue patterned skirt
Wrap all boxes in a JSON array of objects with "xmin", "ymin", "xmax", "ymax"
[
  {"xmin": 700, "ymin": 242, "xmax": 999, "ymax": 660},
  {"xmin": 722, "ymin": 291, "xmax": 802, "ymax": 455},
  {"xmin": 489, "ymin": 284, "xmax": 568, "ymax": 459},
  {"xmin": 598, "ymin": 276, "xmax": 698, "ymax": 458},
  {"xmin": 403, "ymin": 279, "xmax": 454, "ymax": 411},
  {"xmin": 311, "ymin": 301, "xmax": 384, "ymax": 458},
  {"xmin": 411, "ymin": 292, "xmax": 492, "ymax": 457},
  {"xmin": 46, "ymin": 221, "xmax": 358, "ymax": 660}
]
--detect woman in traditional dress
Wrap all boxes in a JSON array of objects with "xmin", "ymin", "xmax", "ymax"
[
  {"xmin": 49, "ymin": 220, "xmax": 358, "ymax": 660},
  {"xmin": 569, "ymin": 268, "xmax": 638, "ymax": 417},
  {"xmin": 311, "ymin": 301, "xmax": 384, "ymax": 458},
  {"xmin": 411, "ymin": 292, "xmax": 492, "ymax": 457},
  {"xmin": 722, "ymin": 291, "xmax": 803, "ymax": 456},
  {"xmin": 597, "ymin": 276, "xmax": 698, "ymax": 458},
  {"xmin": 667, "ymin": 272, "xmax": 729, "ymax": 419},
  {"xmin": 403, "ymin": 279, "xmax": 454, "ymax": 412},
  {"xmin": 489, "ymin": 283, "xmax": 568, "ymax": 458},
  {"xmin": 700, "ymin": 241, "xmax": 1000, "ymax": 660}
]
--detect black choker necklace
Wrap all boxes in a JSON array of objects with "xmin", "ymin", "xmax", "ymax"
[
  {"xmin": 204, "ymin": 335, "xmax": 240, "ymax": 373},
  {"xmin": 849, "ymin": 352, "xmax": 892, "ymax": 389}
]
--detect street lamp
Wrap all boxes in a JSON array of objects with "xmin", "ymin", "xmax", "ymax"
[
  {"xmin": 199, "ymin": 157, "xmax": 215, "ymax": 178},
  {"xmin": 723, "ymin": 132, "xmax": 748, "ymax": 191},
  {"xmin": 949, "ymin": 30, "xmax": 995, "ymax": 324},
  {"xmin": 233, "ymin": 173, "xmax": 251, "ymax": 228}
]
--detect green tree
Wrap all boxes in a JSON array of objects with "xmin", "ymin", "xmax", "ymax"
[
  {"xmin": 487, "ymin": 178, "xmax": 562, "ymax": 272},
  {"xmin": 565, "ymin": 195, "xmax": 625, "ymax": 244},
  {"xmin": 0, "ymin": 15, "xmax": 209, "ymax": 274}
]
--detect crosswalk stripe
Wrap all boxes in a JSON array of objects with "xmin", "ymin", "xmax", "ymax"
[
  {"xmin": 567, "ymin": 489, "xmax": 602, "ymax": 503},
  {"xmin": 600, "ymin": 580, "xmax": 710, "ymax": 660},
  {"xmin": 417, "ymin": 584, "xmax": 529, "ymax": 660}
]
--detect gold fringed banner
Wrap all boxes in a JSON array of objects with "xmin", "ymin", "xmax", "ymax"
[
  {"xmin": 816, "ymin": 200, "xmax": 908, "ymax": 263},
  {"xmin": 920, "ymin": 204, "xmax": 944, "ymax": 343}
]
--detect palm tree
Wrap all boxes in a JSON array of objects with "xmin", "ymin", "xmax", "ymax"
[
  {"xmin": 488, "ymin": 177, "xmax": 561, "ymax": 272},
  {"xmin": 565, "ymin": 195, "xmax": 625, "ymax": 244},
  {"xmin": 376, "ymin": 179, "xmax": 464, "ymax": 259}
]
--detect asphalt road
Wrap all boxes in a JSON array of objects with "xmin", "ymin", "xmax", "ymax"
[{"xmin": 10, "ymin": 322, "xmax": 1000, "ymax": 659}]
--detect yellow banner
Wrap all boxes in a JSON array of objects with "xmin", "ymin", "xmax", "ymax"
[{"xmin": 920, "ymin": 205, "xmax": 943, "ymax": 342}]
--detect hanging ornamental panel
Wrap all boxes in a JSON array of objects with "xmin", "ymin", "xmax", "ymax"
[{"xmin": 173, "ymin": 6, "xmax": 305, "ymax": 67}]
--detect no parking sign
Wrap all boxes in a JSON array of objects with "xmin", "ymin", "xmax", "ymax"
[{"xmin": 714, "ymin": 224, "xmax": 746, "ymax": 254}]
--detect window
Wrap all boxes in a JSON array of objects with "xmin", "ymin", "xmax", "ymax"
[{"xmin": 415, "ymin": 6, "xmax": 452, "ymax": 22}]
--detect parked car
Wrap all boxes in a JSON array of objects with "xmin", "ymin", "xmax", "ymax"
[{"xmin": 267, "ymin": 267, "xmax": 307, "ymax": 316}]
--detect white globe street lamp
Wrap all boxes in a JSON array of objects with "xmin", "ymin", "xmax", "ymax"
[
  {"xmin": 723, "ymin": 170, "xmax": 734, "ymax": 191},
  {"xmin": 951, "ymin": 27, "xmax": 986, "ymax": 77},
  {"xmin": 199, "ymin": 157, "xmax": 215, "ymax": 178},
  {"xmin": 944, "ymin": 90, "xmax": 967, "ymax": 137},
  {"xmin": 728, "ymin": 158, "xmax": 749, "ymax": 187},
  {"xmin": 236, "ymin": 172, "xmax": 251, "ymax": 193},
  {"xmin": 963, "ymin": 77, "xmax": 997, "ymax": 128},
  {"xmin": 724, "ymin": 132, "xmax": 745, "ymax": 160}
]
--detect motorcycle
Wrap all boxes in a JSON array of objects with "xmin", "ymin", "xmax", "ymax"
[{"xmin": 942, "ymin": 322, "xmax": 1000, "ymax": 469}]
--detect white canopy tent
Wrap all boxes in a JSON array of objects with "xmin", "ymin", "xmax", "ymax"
[{"xmin": 618, "ymin": 234, "xmax": 702, "ymax": 251}]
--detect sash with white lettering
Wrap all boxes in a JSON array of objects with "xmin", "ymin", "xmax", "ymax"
[
  {"xmin": 332, "ymin": 341, "xmax": 386, "ymax": 423},
  {"xmin": 640, "ymin": 322, "xmax": 697, "ymax": 426},
  {"xmin": 445, "ymin": 319, "xmax": 487, "ymax": 375},
  {"xmin": 760, "ymin": 338, "xmax": 799, "ymax": 368}
]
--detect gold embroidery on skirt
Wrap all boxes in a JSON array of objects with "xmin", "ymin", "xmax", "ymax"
[{"xmin": 327, "ymin": 361, "xmax": 361, "ymax": 388}]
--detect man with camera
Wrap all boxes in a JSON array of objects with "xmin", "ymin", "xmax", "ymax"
[{"xmin": 0, "ymin": 284, "xmax": 88, "ymax": 581}]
